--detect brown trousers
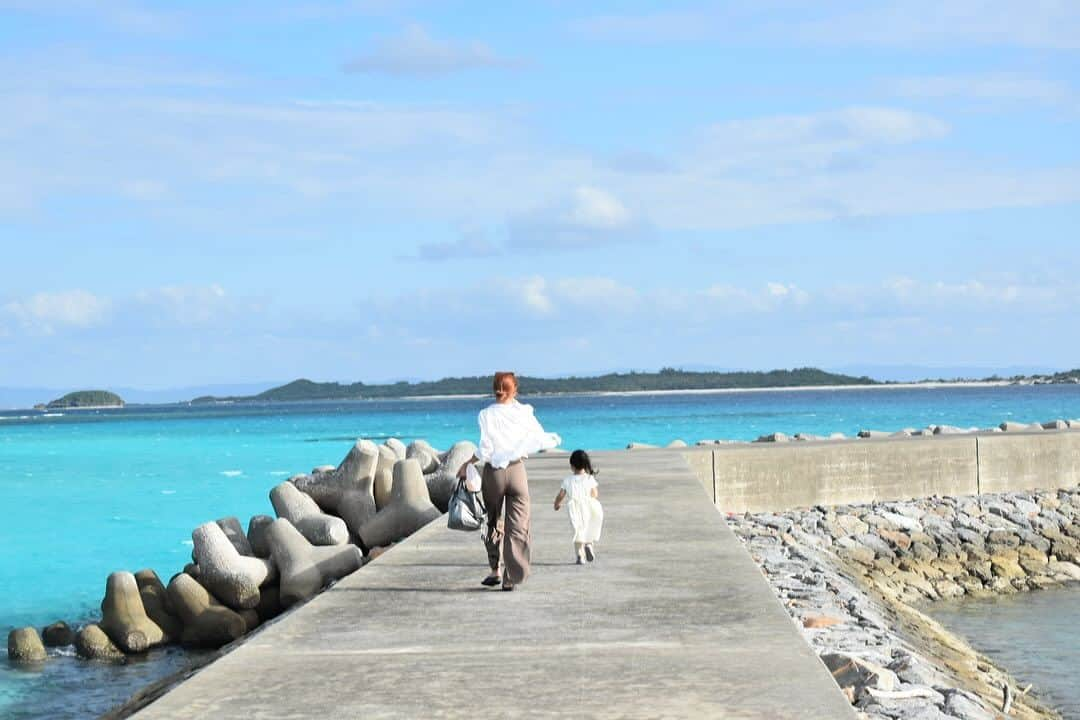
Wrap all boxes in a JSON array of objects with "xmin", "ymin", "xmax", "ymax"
[{"xmin": 481, "ymin": 461, "xmax": 531, "ymax": 585}]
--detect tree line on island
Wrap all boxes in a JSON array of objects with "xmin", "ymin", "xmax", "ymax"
[{"xmin": 192, "ymin": 367, "xmax": 878, "ymax": 403}]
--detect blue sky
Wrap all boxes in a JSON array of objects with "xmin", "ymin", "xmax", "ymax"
[{"xmin": 1, "ymin": 0, "xmax": 1079, "ymax": 389}]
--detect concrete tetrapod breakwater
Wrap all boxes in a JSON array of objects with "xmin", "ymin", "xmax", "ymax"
[{"xmin": 133, "ymin": 451, "xmax": 855, "ymax": 719}]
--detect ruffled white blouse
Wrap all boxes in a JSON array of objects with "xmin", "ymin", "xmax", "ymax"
[{"xmin": 476, "ymin": 400, "xmax": 561, "ymax": 469}]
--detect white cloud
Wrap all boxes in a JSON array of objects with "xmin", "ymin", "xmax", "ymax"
[
  {"xmin": 567, "ymin": 187, "xmax": 633, "ymax": 229},
  {"xmin": 518, "ymin": 276, "xmax": 553, "ymax": 315},
  {"xmin": 889, "ymin": 73, "xmax": 1077, "ymax": 109},
  {"xmin": 572, "ymin": 2, "xmax": 1080, "ymax": 50},
  {"xmin": 134, "ymin": 284, "xmax": 237, "ymax": 327},
  {"xmin": 2, "ymin": 290, "xmax": 111, "ymax": 333},
  {"xmin": 342, "ymin": 24, "xmax": 521, "ymax": 76}
]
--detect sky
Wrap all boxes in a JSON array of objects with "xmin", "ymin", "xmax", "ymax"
[{"xmin": 1, "ymin": 0, "xmax": 1079, "ymax": 390}]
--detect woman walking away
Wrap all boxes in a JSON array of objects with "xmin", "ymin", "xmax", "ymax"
[
  {"xmin": 457, "ymin": 372, "xmax": 561, "ymax": 591},
  {"xmin": 553, "ymin": 450, "xmax": 604, "ymax": 564}
]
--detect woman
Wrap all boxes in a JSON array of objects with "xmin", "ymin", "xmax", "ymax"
[{"xmin": 457, "ymin": 371, "xmax": 560, "ymax": 591}]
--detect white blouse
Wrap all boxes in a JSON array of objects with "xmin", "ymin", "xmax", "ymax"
[{"xmin": 476, "ymin": 400, "xmax": 561, "ymax": 469}]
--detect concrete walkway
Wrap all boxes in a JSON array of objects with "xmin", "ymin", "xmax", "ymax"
[{"xmin": 136, "ymin": 450, "xmax": 855, "ymax": 719}]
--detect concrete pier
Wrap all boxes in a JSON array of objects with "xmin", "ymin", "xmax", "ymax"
[{"xmin": 136, "ymin": 450, "xmax": 854, "ymax": 719}]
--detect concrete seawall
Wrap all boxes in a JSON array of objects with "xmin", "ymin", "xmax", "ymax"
[{"xmin": 685, "ymin": 429, "xmax": 1080, "ymax": 513}]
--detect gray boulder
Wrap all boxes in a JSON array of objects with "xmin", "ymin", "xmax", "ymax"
[
  {"xmin": 8, "ymin": 627, "xmax": 47, "ymax": 662},
  {"xmin": 427, "ymin": 441, "xmax": 476, "ymax": 512},
  {"xmin": 74, "ymin": 624, "xmax": 124, "ymax": 661},
  {"xmin": 247, "ymin": 515, "xmax": 275, "ymax": 558},
  {"xmin": 167, "ymin": 572, "xmax": 247, "ymax": 649},
  {"xmin": 192, "ymin": 522, "xmax": 276, "ymax": 610},
  {"xmin": 100, "ymin": 571, "xmax": 166, "ymax": 653},
  {"xmin": 270, "ymin": 481, "xmax": 349, "ymax": 546},
  {"xmin": 134, "ymin": 569, "xmax": 181, "ymax": 645},
  {"xmin": 266, "ymin": 518, "xmax": 363, "ymax": 607},
  {"xmin": 293, "ymin": 440, "xmax": 379, "ymax": 538},
  {"xmin": 41, "ymin": 621, "xmax": 74, "ymax": 647},
  {"xmin": 359, "ymin": 459, "xmax": 442, "ymax": 548}
]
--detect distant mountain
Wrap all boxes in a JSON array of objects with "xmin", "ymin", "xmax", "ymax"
[{"xmin": 192, "ymin": 367, "xmax": 879, "ymax": 403}]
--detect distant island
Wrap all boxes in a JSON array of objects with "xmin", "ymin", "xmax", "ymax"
[
  {"xmin": 45, "ymin": 390, "xmax": 125, "ymax": 409},
  {"xmin": 192, "ymin": 367, "xmax": 878, "ymax": 403}
]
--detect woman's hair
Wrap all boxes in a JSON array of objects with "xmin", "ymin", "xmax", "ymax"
[
  {"xmin": 493, "ymin": 371, "xmax": 518, "ymax": 401},
  {"xmin": 569, "ymin": 449, "xmax": 597, "ymax": 476}
]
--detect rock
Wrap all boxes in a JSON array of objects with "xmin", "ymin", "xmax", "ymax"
[
  {"xmin": 292, "ymin": 440, "xmax": 379, "ymax": 538},
  {"xmin": 999, "ymin": 421, "xmax": 1035, "ymax": 432},
  {"xmin": 359, "ymin": 458, "xmax": 442, "ymax": 548},
  {"xmin": 100, "ymin": 571, "xmax": 166, "ymax": 653},
  {"xmin": 626, "ymin": 442, "xmax": 657, "ymax": 449},
  {"xmin": 890, "ymin": 429, "xmax": 913, "ymax": 438},
  {"xmin": 837, "ymin": 545, "xmax": 876, "ymax": 566},
  {"xmin": 821, "ymin": 652, "xmax": 898, "ymax": 699},
  {"xmin": 755, "ymin": 433, "xmax": 789, "ymax": 443},
  {"xmin": 802, "ymin": 615, "xmax": 843, "ymax": 629},
  {"xmin": 255, "ymin": 584, "xmax": 284, "ymax": 622},
  {"xmin": 405, "ymin": 443, "xmax": 438, "ymax": 473},
  {"xmin": 427, "ymin": 441, "xmax": 476, "ymax": 512},
  {"xmin": 1048, "ymin": 560, "xmax": 1080, "ymax": 581},
  {"xmin": 384, "ymin": 437, "xmax": 407, "ymax": 460},
  {"xmin": 368, "ymin": 544, "xmax": 391, "ymax": 560},
  {"xmin": 941, "ymin": 689, "xmax": 996, "ymax": 720},
  {"xmin": 857, "ymin": 430, "xmax": 889, "ymax": 439},
  {"xmin": 933, "ymin": 579, "xmax": 965, "ymax": 599},
  {"xmin": 836, "ymin": 514, "xmax": 870, "ymax": 536},
  {"xmin": 214, "ymin": 516, "xmax": 254, "ymax": 556},
  {"xmin": 74, "ymin": 624, "xmax": 125, "ymax": 661},
  {"xmin": 879, "ymin": 511, "xmax": 922, "ymax": 532},
  {"xmin": 41, "ymin": 621, "xmax": 74, "ymax": 647},
  {"xmin": 373, "ymin": 467, "xmax": 393, "ymax": 511},
  {"xmin": 666, "ymin": 439, "xmax": 688, "ymax": 448},
  {"xmin": 1042, "ymin": 419, "xmax": 1068, "ymax": 430},
  {"xmin": 312, "ymin": 464, "xmax": 336, "ymax": 475},
  {"xmin": 167, "ymin": 572, "xmax": 247, "ymax": 649},
  {"xmin": 270, "ymin": 481, "xmax": 349, "ymax": 546},
  {"xmin": 134, "ymin": 569, "xmax": 181, "ymax": 644},
  {"xmin": 793, "ymin": 433, "xmax": 821, "ymax": 441},
  {"xmin": 247, "ymin": 515, "xmax": 275, "ymax": 558},
  {"xmin": 8, "ymin": 627, "xmax": 47, "ymax": 662},
  {"xmin": 192, "ymin": 521, "xmax": 276, "ymax": 610},
  {"xmin": 990, "ymin": 555, "xmax": 1025, "ymax": 579},
  {"xmin": 933, "ymin": 425, "xmax": 967, "ymax": 435},
  {"xmin": 266, "ymin": 518, "xmax": 364, "ymax": 607},
  {"xmin": 854, "ymin": 533, "xmax": 896, "ymax": 560},
  {"xmin": 878, "ymin": 529, "xmax": 912, "ymax": 550}
]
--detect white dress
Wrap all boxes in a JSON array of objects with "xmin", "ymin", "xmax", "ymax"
[{"xmin": 561, "ymin": 473, "xmax": 603, "ymax": 544}]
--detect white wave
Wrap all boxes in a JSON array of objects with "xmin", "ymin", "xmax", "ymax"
[
  {"xmin": 161, "ymin": 489, "xmax": 176, "ymax": 495},
  {"xmin": 220, "ymin": 470, "xmax": 243, "ymax": 477},
  {"xmin": 269, "ymin": 470, "xmax": 290, "ymax": 476},
  {"xmin": 41, "ymin": 413, "xmax": 64, "ymax": 417},
  {"xmin": 181, "ymin": 539, "xmax": 193, "ymax": 546}
]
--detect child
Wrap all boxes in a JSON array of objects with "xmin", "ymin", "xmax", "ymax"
[{"xmin": 553, "ymin": 449, "xmax": 604, "ymax": 564}]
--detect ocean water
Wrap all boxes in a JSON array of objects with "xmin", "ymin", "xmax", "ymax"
[
  {"xmin": 2, "ymin": 384, "xmax": 1080, "ymax": 718},
  {"xmin": 932, "ymin": 586, "xmax": 1080, "ymax": 718}
]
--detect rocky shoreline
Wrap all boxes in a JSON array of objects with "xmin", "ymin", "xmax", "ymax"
[{"xmin": 729, "ymin": 486, "xmax": 1080, "ymax": 719}]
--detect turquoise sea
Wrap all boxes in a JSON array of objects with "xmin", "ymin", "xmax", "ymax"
[{"xmin": 2, "ymin": 384, "xmax": 1080, "ymax": 718}]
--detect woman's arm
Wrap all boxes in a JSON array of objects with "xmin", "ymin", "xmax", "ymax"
[
  {"xmin": 553, "ymin": 489, "xmax": 566, "ymax": 510},
  {"xmin": 590, "ymin": 486, "xmax": 599, "ymax": 499},
  {"xmin": 456, "ymin": 454, "xmax": 479, "ymax": 479}
]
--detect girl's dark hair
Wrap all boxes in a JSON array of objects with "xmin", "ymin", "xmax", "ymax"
[{"xmin": 569, "ymin": 449, "xmax": 597, "ymax": 476}]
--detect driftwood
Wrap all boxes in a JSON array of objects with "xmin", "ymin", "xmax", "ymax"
[{"xmin": 1002, "ymin": 682, "xmax": 1013, "ymax": 714}]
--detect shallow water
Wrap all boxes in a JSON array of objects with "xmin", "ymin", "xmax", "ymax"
[
  {"xmin": 931, "ymin": 586, "xmax": 1080, "ymax": 718},
  {"xmin": 2, "ymin": 384, "xmax": 1080, "ymax": 717}
]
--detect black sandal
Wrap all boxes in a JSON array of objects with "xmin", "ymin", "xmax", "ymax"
[{"xmin": 481, "ymin": 573, "xmax": 501, "ymax": 587}]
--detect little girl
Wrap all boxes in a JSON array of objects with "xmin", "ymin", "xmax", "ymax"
[{"xmin": 553, "ymin": 449, "xmax": 604, "ymax": 564}]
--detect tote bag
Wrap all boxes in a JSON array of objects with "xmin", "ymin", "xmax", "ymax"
[{"xmin": 447, "ymin": 478, "xmax": 486, "ymax": 531}]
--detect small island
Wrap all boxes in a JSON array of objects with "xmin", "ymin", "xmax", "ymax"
[{"xmin": 46, "ymin": 390, "xmax": 125, "ymax": 410}]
